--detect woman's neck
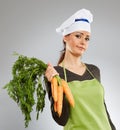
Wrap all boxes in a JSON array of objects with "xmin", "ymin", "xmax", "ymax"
[
  {"xmin": 59, "ymin": 54, "xmax": 86, "ymax": 76},
  {"xmin": 60, "ymin": 53, "xmax": 82, "ymax": 68}
]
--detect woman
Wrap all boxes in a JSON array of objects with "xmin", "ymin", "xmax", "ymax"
[{"xmin": 45, "ymin": 9, "xmax": 116, "ymax": 130}]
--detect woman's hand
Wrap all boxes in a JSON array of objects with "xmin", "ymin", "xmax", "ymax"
[{"xmin": 45, "ymin": 63, "xmax": 59, "ymax": 82}]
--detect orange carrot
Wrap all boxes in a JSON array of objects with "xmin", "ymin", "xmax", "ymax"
[
  {"xmin": 51, "ymin": 77, "xmax": 58, "ymax": 102},
  {"xmin": 56, "ymin": 85, "xmax": 63, "ymax": 117},
  {"xmin": 54, "ymin": 101, "xmax": 57, "ymax": 112},
  {"xmin": 51, "ymin": 76, "xmax": 74, "ymax": 116},
  {"xmin": 61, "ymin": 79, "xmax": 75, "ymax": 107},
  {"xmin": 51, "ymin": 83, "xmax": 54, "ymax": 99}
]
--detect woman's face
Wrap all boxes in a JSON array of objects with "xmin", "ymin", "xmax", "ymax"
[{"xmin": 64, "ymin": 31, "xmax": 90, "ymax": 57}]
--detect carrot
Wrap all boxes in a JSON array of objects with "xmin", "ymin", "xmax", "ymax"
[
  {"xmin": 51, "ymin": 83, "xmax": 54, "ymax": 99},
  {"xmin": 61, "ymin": 79, "xmax": 75, "ymax": 107},
  {"xmin": 56, "ymin": 85, "xmax": 63, "ymax": 117},
  {"xmin": 51, "ymin": 77, "xmax": 58, "ymax": 102},
  {"xmin": 51, "ymin": 76, "xmax": 63, "ymax": 116},
  {"xmin": 51, "ymin": 76, "xmax": 75, "ymax": 117},
  {"xmin": 54, "ymin": 101, "xmax": 57, "ymax": 112}
]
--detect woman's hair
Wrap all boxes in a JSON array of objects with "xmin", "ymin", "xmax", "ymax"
[{"xmin": 57, "ymin": 41, "xmax": 66, "ymax": 65}]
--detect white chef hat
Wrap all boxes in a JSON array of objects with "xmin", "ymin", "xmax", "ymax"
[{"xmin": 56, "ymin": 8, "xmax": 93, "ymax": 36}]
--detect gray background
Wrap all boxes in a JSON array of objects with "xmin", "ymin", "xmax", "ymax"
[{"xmin": 0, "ymin": 0, "xmax": 120, "ymax": 130}]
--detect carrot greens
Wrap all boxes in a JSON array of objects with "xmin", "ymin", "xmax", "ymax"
[{"xmin": 4, "ymin": 54, "xmax": 47, "ymax": 127}]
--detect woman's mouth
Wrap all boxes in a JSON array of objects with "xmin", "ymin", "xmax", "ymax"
[{"xmin": 76, "ymin": 46, "xmax": 85, "ymax": 51}]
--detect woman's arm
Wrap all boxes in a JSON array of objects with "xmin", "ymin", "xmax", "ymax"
[
  {"xmin": 44, "ymin": 64, "xmax": 70, "ymax": 126},
  {"xmin": 104, "ymin": 102, "xmax": 116, "ymax": 130},
  {"xmin": 45, "ymin": 80, "xmax": 70, "ymax": 126},
  {"xmin": 91, "ymin": 65, "xmax": 116, "ymax": 130}
]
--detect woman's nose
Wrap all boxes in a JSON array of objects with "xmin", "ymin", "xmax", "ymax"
[{"xmin": 80, "ymin": 37, "xmax": 86, "ymax": 45}]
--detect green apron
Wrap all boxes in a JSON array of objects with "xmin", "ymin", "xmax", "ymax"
[{"xmin": 63, "ymin": 65, "xmax": 111, "ymax": 130}]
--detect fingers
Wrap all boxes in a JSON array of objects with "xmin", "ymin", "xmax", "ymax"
[{"xmin": 45, "ymin": 63, "xmax": 59, "ymax": 82}]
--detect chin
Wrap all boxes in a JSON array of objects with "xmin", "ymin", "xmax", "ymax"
[
  {"xmin": 74, "ymin": 53, "xmax": 83, "ymax": 57},
  {"xmin": 77, "ymin": 51, "xmax": 84, "ymax": 56}
]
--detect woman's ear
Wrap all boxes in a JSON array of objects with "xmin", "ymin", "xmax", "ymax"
[{"xmin": 63, "ymin": 35, "xmax": 68, "ymax": 43}]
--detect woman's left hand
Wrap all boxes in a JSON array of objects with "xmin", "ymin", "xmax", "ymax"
[{"xmin": 45, "ymin": 63, "xmax": 59, "ymax": 82}]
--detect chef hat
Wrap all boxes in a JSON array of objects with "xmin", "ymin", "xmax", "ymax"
[{"xmin": 56, "ymin": 8, "xmax": 93, "ymax": 36}]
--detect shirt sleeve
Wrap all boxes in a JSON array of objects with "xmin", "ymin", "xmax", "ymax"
[
  {"xmin": 91, "ymin": 66, "xmax": 116, "ymax": 130},
  {"xmin": 50, "ymin": 95, "xmax": 70, "ymax": 126},
  {"xmin": 88, "ymin": 65, "xmax": 116, "ymax": 129},
  {"xmin": 104, "ymin": 102, "xmax": 116, "ymax": 130}
]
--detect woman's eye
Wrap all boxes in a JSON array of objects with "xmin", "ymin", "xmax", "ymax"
[
  {"xmin": 75, "ymin": 35, "xmax": 81, "ymax": 38},
  {"xmin": 85, "ymin": 37, "xmax": 90, "ymax": 41}
]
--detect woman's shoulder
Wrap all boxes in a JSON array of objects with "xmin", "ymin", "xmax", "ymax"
[
  {"xmin": 85, "ymin": 63, "xmax": 100, "ymax": 71},
  {"xmin": 54, "ymin": 66, "xmax": 65, "ymax": 77},
  {"xmin": 85, "ymin": 63, "xmax": 101, "ymax": 81},
  {"xmin": 54, "ymin": 66, "xmax": 63, "ymax": 72}
]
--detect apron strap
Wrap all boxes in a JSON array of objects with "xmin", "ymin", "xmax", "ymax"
[
  {"xmin": 83, "ymin": 63, "xmax": 96, "ymax": 79},
  {"xmin": 62, "ymin": 62, "xmax": 68, "ymax": 82},
  {"xmin": 84, "ymin": 63, "xmax": 101, "ymax": 84}
]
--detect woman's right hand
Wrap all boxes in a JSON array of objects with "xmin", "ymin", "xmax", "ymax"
[{"xmin": 45, "ymin": 63, "xmax": 59, "ymax": 82}]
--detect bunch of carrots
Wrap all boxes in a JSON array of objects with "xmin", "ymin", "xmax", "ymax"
[
  {"xmin": 4, "ymin": 53, "xmax": 75, "ymax": 127},
  {"xmin": 51, "ymin": 75, "xmax": 75, "ymax": 117}
]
